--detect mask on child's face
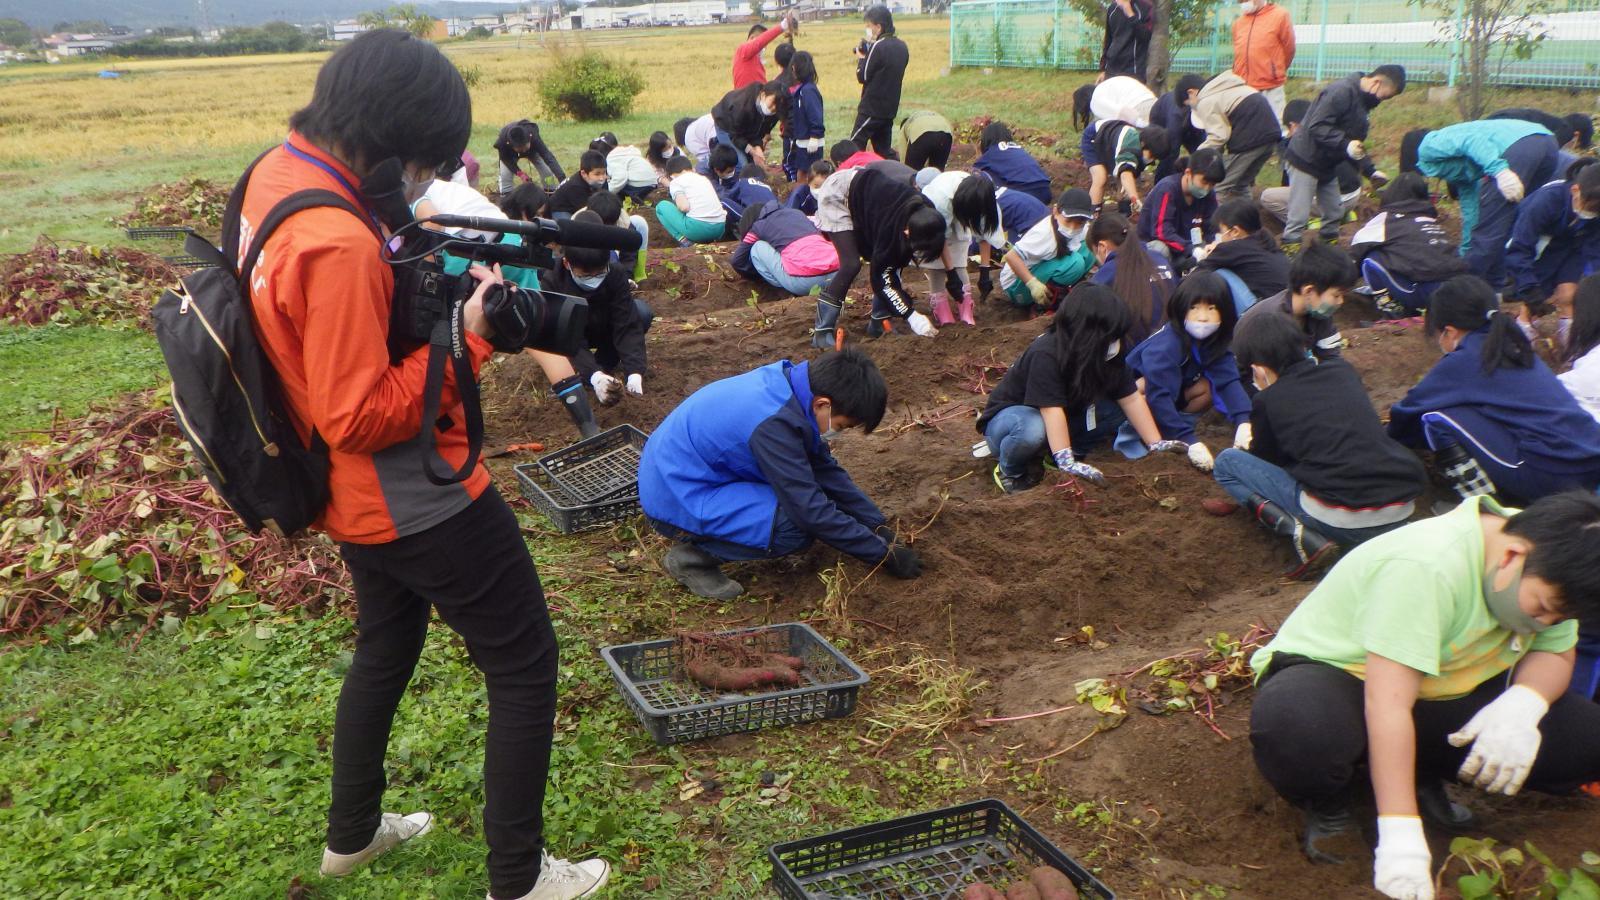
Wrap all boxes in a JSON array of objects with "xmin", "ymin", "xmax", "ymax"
[
  {"xmin": 864, "ymin": 26, "xmax": 876, "ymax": 40},
  {"xmin": 759, "ymin": 98, "xmax": 776, "ymax": 116},
  {"xmin": 1056, "ymin": 216, "xmax": 1086, "ymax": 243},
  {"xmin": 1305, "ymin": 288, "xmax": 1342, "ymax": 320},
  {"xmin": 569, "ymin": 267, "xmax": 606, "ymax": 292},
  {"xmin": 1483, "ymin": 557, "xmax": 1551, "ymax": 635},
  {"xmin": 1187, "ymin": 178, "xmax": 1212, "ymax": 200},
  {"xmin": 1185, "ymin": 320, "xmax": 1220, "ymax": 340}
]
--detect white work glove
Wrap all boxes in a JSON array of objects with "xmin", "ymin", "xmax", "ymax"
[
  {"xmin": 1027, "ymin": 279, "xmax": 1050, "ymax": 304},
  {"xmin": 1494, "ymin": 168, "xmax": 1525, "ymax": 203},
  {"xmin": 1187, "ymin": 441, "xmax": 1215, "ymax": 472},
  {"xmin": 1447, "ymin": 684, "xmax": 1548, "ymax": 795},
  {"xmin": 1234, "ymin": 422, "xmax": 1253, "ymax": 450},
  {"xmin": 1346, "ymin": 139, "xmax": 1367, "ymax": 160},
  {"xmin": 625, "ymin": 373, "xmax": 644, "ymax": 397},
  {"xmin": 906, "ymin": 311, "xmax": 939, "ymax": 337},
  {"xmin": 1373, "ymin": 816, "xmax": 1434, "ymax": 900},
  {"xmin": 590, "ymin": 371, "xmax": 621, "ymax": 405},
  {"xmin": 1191, "ymin": 243, "xmax": 1212, "ymax": 262},
  {"xmin": 1053, "ymin": 448, "xmax": 1105, "ymax": 485}
]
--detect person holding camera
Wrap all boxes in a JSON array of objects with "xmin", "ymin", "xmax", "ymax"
[
  {"xmin": 239, "ymin": 31, "xmax": 608, "ymax": 900},
  {"xmin": 852, "ymin": 5, "xmax": 909, "ymax": 159}
]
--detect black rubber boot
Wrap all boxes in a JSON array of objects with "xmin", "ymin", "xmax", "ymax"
[
  {"xmin": 865, "ymin": 317, "xmax": 892, "ymax": 339},
  {"xmin": 1418, "ymin": 778, "xmax": 1477, "ymax": 833},
  {"xmin": 663, "ymin": 544, "xmax": 744, "ymax": 600},
  {"xmin": 811, "ymin": 296, "xmax": 843, "ymax": 351},
  {"xmin": 1247, "ymin": 493, "xmax": 1339, "ymax": 580},
  {"xmin": 553, "ymin": 375, "xmax": 601, "ymax": 440},
  {"xmin": 1433, "ymin": 443, "xmax": 1497, "ymax": 501},
  {"xmin": 1299, "ymin": 795, "xmax": 1358, "ymax": 865}
]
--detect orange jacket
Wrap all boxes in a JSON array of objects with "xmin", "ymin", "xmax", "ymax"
[
  {"xmin": 1232, "ymin": 2, "xmax": 1295, "ymax": 90},
  {"xmin": 240, "ymin": 135, "xmax": 494, "ymax": 544}
]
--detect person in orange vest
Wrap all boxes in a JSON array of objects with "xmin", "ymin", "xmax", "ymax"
[{"xmin": 1232, "ymin": 0, "xmax": 1296, "ymax": 131}]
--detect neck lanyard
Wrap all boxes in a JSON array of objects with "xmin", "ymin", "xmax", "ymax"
[{"xmin": 282, "ymin": 141, "xmax": 385, "ymax": 234}]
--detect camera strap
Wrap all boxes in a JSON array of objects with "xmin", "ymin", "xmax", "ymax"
[{"xmin": 418, "ymin": 299, "xmax": 485, "ymax": 486}]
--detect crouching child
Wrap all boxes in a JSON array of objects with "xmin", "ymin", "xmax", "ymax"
[{"xmin": 638, "ymin": 349, "xmax": 922, "ymax": 599}]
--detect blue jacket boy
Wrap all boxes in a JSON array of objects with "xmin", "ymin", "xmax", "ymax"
[
  {"xmin": 1138, "ymin": 172, "xmax": 1218, "ymax": 257},
  {"xmin": 1505, "ymin": 179, "xmax": 1600, "ymax": 300},
  {"xmin": 974, "ymin": 142, "xmax": 1053, "ymax": 205},
  {"xmin": 1128, "ymin": 324, "xmax": 1251, "ymax": 444}
]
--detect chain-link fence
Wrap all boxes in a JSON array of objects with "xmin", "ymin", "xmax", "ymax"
[{"xmin": 949, "ymin": 0, "xmax": 1600, "ymax": 88}]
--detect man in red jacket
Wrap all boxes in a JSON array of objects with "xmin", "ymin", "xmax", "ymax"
[
  {"xmin": 240, "ymin": 30, "xmax": 609, "ymax": 900},
  {"xmin": 731, "ymin": 14, "xmax": 796, "ymax": 89}
]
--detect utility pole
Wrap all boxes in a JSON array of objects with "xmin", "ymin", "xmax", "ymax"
[{"xmin": 196, "ymin": 0, "xmax": 214, "ymax": 40}]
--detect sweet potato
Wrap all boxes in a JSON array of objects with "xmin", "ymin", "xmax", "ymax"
[
  {"xmin": 1028, "ymin": 866, "xmax": 1079, "ymax": 900},
  {"xmin": 1006, "ymin": 879, "xmax": 1042, "ymax": 900},
  {"xmin": 760, "ymin": 653, "xmax": 806, "ymax": 671},
  {"xmin": 685, "ymin": 658, "xmax": 802, "ymax": 691},
  {"xmin": 963, "ymin": 885, "xmax": 1005, "ymax": 900}
]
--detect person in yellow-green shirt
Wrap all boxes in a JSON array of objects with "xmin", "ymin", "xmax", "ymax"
[{"xmin": 1248, "ymin": 491, "xmax": 1600, "ymax": 900}]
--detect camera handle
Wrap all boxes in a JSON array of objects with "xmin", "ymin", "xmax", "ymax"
[{"xmin": 418, "ymin": 299, "xmax": 485, "ymax": 486}]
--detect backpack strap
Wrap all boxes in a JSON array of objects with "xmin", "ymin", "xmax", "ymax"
[{"xmin": 220, "ymin": 147, "xmax": 277, "ymax": 270}]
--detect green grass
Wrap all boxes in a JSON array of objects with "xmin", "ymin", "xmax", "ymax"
[{"xmin": 0, "ymin": 325, "xmax": 167, "ymax": 437}]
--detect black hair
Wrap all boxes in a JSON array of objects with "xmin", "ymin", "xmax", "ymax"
[
  {"xmin": 1047, "ymin": 283, "xmax": 1135, "ymax": 408},
  {"xmin": 1086, "ymin": 212, "xmax": 1166, "ymax": 339},
  {"xmin": 1371, "ymin": 64, "xmax": 1407, "ymax": 94},
  {"xmin": 905, "ymin": 204, "xmax": 947, "ymax": 263},
  {"xmin": 289, "ymin": 29, "xmax": 470, "ymax": 173},
  {"xmin": 759, "ymin": 80, "xmax": 790, "ymax": 119},
  {"xmin": 1231, "ymin": 306, "xmax": 1312, "ymax": 374},
  {"xmin": 1140, "ymin": 125, "xmax": 1171, "ymax": 161},
  {"xmin": 809, "ymin": 348, "xmax": 889, "ymax": 433},
  {"xmin": 579, "ymin": 149, "xmax": 607, "ymax": 173},
  {"xmin": 499, "ymin": 182, "xmax": 548, "ymax": 220},
  {"xmin": 1502, "ymin": 490, "xmax": 1600, "ymax": 618},
  {"xmin": 1565, "ymin": 113, "xmax": 1595, "ymax": 150},
  {"xmin": 1214, "ymin": 198, "xmax": 1262, "ymax": 235},
  {"xmin": 1567, "ymin": 156, "xmax": 1599, "ymax": 182},
  {"xmin": 1399, "ymin": 128, "xmax": 1430, "ymax": 175},
  {"xmin": 979, "ymin": 121, "xmax": 1013, "ymax": 153},
  {"xmin": 952, "ymin": 174, "xmax": 999, "ymax": 237},
  {"xmin": 1167, "ymin": 270, "xmax": 1238, "ymax": 360},
  {"xmin": 584, "ymin": 189, "xmax": 622, "ymax": 225},
  {"xmin": 1566, "ymin": 274, "xmax": 1600, "ymax": 364},
  {"xmin": 809, "ymin": 159, "xmax": 836, "ymax": 179},
  {"xmin": 709, "ymin": 143, "xmax": 740, "ymax": 175},
  {"xmin": 1381, "ymin": 170, "xmax": 1431, "ymax": 207},
  {"xmin": 1575, "ymin": 159, "xmax": 1600, "ymax": 206},
  {"xmin": 507, "ymin": 124, "xmax": 531, "ymax": 147},
  {"xmin": 1425, "ymin": 274, "xmax": 1533, "ymax": 374},
  {"xmin": 1174, "ymin": 74, "xmax": 1207, "ymax": 105},
  {"xmin": 673, "ymin": 116, "xmax": 694, "ymax": 149},
  {"xmin": 775, "ymin": 42, "xmax": 795, "ymax": 70},
  {"xmin": 741, "ymin": 162, "xmax": 771, "ymax": 182},
  {"xmin": 735, "ymin": 200, "xmax": 767, "ymax": 242},
  {"xmin": 563, "ymin": 240, "xmax": 612, "ymax": 272},
  {"xmin": 1072, "ymin": 84, "xmax": 1096, "ymax": 131},
  {"xmin": 1185, "ymin": 147, "xmax": 1226, "ymax": 183},
  {"xmin": 864, "ymin": 4, "xmax": 895, "ymax": 34},
  {"xmin": 747, "ymin": 21, "xmax": 767, "ymax": 37},
  {"xmin": 1290, "ymin": 239, "xmax": 1357, "ymax": 294},
  {"xmin": 646, "ymin": 130, "xmax": 674, "ymax": 170},
  {"xmin": 1283, "ymin": 98, "xmax": 1310, "ymax": 128},
  {"xmin": 829, "ymin": 140, "xmax": 860, "ymax": 164},
  {"xmin": 789, "ymin": 48, "xmax": 815, "ymax": 83},
  {"xmin": 589, "ymin": 132, "xmax": 618, "ymax": 155},
  {"xmin": 666, "ymin": 155, "xmax": 694, "ymax": 176}
]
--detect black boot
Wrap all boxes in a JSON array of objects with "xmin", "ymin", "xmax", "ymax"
[
  {"xmin": 1418, "ymin": 778, "xmax": 1477, "ymax": 833},
  {"xmin": 663, "ymin": 544, "xmax": 744, "ymax": 600},
  {"xmin": 1299, "ymin": 795, "xmax": 1357, "ymax": 865},
  {"xmin": 553, "ymin": 375, "xmax": 601, "ymax": 440},
  {"xmin": 1247, "ymin": 493, "xmax": 1339, "ymax": 580},
  {"xmin": 811, "ymin": 296, "xmax": 843, "ymax": 351},
  {"xmin": 1433, "ymin": 443, "xmax": 1496, "ymax": 501}
]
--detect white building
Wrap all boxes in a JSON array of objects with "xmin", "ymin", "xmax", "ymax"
[
  {"xmin": 331, "ymin": 19, "xmax": 368, "ymax": 41},
  {"xmin": 575, "ymin": 1, "xmax": 728, "ymax": 28},
  {"xmin": 61, "ymin": 39, "xmax": 115, "ymax": 55}
]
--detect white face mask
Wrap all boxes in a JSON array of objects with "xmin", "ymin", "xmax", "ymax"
[
  {"xmin": 1056, "ymin": 220, "xmax": 1085, "ymax": 241},
  {"xmin": 818, "ymin": 404, "xmax": 839, "ymax": 441},
  {"xmin": 864, "ymin": 26, "xmax": 876, "ymax": 40},
  {"xmin": 1104, "ymin": 340, "xmax": 1121, "ymax": 361},
  {"xmin": 1185, "ymin": 320, "xmax": 1221, "ymax": 340},
  {"xmin": 1577, "ymin": 205, "xmax": 1599, "ymax": 221},
  {"xmin": 758, "ymin": 98, "xmax": 776, "ymax": 116}
]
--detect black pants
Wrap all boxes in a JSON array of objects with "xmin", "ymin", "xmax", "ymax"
[
  {"xmin": 330, "ymin": 487, "xmax": 558, "ymax": 898},
  {"xmin": 1250, "ymin": 655, "xmax": 1600, "ymax": 806},
  {"xmin": 905, "ymin": 132, "xmax": 953, "ymax": 171},
  {"xmin": 851, "ymin": 112, "xmax": 896, "ymax": 158},
  {"xmin": 821, "ymin": 229, "xmax": 862, "ymax": 306}
]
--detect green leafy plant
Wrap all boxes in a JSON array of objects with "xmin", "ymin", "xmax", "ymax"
[
  {"xmin": 457, "ymin": 62, "xmax": 485, "ymax": 89},
  {"xmin": 0, "ymin": 238, "xmax": 175, "ymax": 329},
  {"xmin": 537, "ymin": 47, "xmax": 646, "ymax": 122},
  {"xmin": 1441, "ymin": 837, "xmax": 1600, "ymax": 898},
  {"xmin": 114, "ymin": 177, "xmax": 229, "ymax": 236}
]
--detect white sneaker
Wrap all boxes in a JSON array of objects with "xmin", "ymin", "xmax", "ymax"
[
  {"xmin": 489, "ymin": 849, "xmax": 611, "ymax": 900},
  {"xmin": 319, "ymin": 811, "xmax": 434, "ymax": 876}
]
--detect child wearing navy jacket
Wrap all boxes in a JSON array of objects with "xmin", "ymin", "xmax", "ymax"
[
  {"xmin": 1349, "ymin": 172, "xmax": 1472, "ymax": 317},
  {"xmin": 973, "ymin": 121, "xmax": 1054, "ymax": 205},
  {"xmin": 1388, "ymin": 274, "xmax": 1600, "ymax": 504},
  {"xmin": 1126, "ymin": 271, "xmax": 1251, "ymax": 473},
  {"xmin": 1215, "ymin": 312, "xmax": 1425, "ymax": 577},
  {"xmin": 1137, "ymin": 148, "xmax": 1225, "ymax": 266},
  {"xmin": 785, "ymin": 52, "xmax": 827, "ymax": 181},
  {"xmin": 1505, "ymin": 159, "xmax": 1600, "ymax": 340}
]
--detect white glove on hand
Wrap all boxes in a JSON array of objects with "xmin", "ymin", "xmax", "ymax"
[
  {"xmin": 1191, "ymin": 244, "xmax": 1211, "ymax": 262},
  {"xmin": 1053, "ymin": 448, "xmax": 1106, "ymax": 485},
  {"xmin": 625, "ymin": 373, "xmax": 644, "ymax": 397},
  {"xmin": 1494, "ymin": 168, "xmax": 1525, "ymax": 203},
  {"xmin": 1448, "ymin": 684, "xmax": 1549, "ymax": 795},
  {"xmin": 1346, "ymin": 139, "xmax": 1367, "ymax": 160},
  {"xmin": 1028, "ymin": 279, "xmax": 1050, "ymax": 304},
  {"xmin": 1374, "ymin": 816, "xmax": 1434, "ymax": 900},
  {"xmin": 1187, "ymin": 442, "xmax": 1215, "ymax": 472},
  {"xmin": 590, "ymin": 371, "xmax": 621, "ymax": 405},
  {"xmin": 906, "ymin": 311, "xmax": 939, "ymax": 337},
  {"xmin": 1234, "ymin": 422, "xmax": 1253, "ymax": 450}
]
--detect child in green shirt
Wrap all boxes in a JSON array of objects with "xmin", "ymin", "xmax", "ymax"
[{"xmin": 1249, "ymin": 491, "xmax": 1600, "ymax": 900}]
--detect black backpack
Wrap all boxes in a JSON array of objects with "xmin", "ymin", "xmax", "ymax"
[{"xmin": 151, "ymin": 154, "xmax": 375, "ymax": 536}]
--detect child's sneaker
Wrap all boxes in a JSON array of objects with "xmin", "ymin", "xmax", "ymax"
[
  {"xmin": 320, "ymin": 811, "xmax": 434, "ymax": 876},
  {"xmin": 992, "ymin": 465, "xmax": 1040, "ymax": 494},
  {"xmin": 490, "ymin": 850, "xmax": 611, "ymax": 900}
]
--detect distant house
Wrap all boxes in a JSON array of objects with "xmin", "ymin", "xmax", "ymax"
[
  {"xmin": 577, "ymin": 1, "xmax": 728, "ymax": 29},
  {"xmin": 61, "ymin": 39, "xmax": 115, "ymax": 56},
  {"xmin": 331, "ymin": 19, "xmax": 367, "ymax": 41}
]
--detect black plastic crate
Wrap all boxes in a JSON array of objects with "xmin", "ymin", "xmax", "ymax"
[
  {"xmin": 513, "ymin": 462, "xmax": 639, "ymax": 534},
  {"xmin": 537, "ymin": 424, "xmax": 648, "ymax": 504},
  {"xmin": 600, "ymin": 623, "xmax": 867, "ymax": 746},
  {"xmin": 769, "ymin": 799, "xmax": 1115, "ymax": 900}
]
